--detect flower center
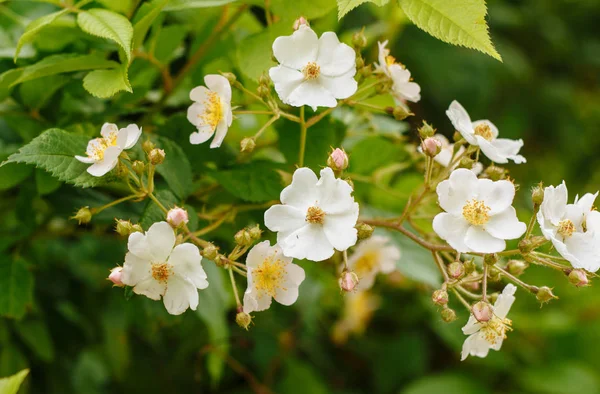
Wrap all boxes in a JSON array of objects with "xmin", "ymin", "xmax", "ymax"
[
  {"xmin": 462, "ymin": 199, "xmax": 491, "ymax": 226},
  {"xmin": 354, "ymin": 251, "xmax": 379, "ymax": 276},
  {"xmin": 306, "ymin": 206, "xmax": 325, "ymax": 224},
  {"xmin": 474, "ymin": 123, "xmax": 494, "ymax": 141},
  {"xmin": 151, "ymin": 262, "xmax": 173, "ymax": 283},
  {"xmin": 302, "ymin": 62, "xmax": 320, "ymax": 80},
  {"xmin": 385, "ymin": 55, "xmax": 396, "ymax": 66},
  {"xmin": 253, "ymin": 257, "xmax": 287, "ymax": 297},
  {"xmin": 480, "ymin": 316, "xmax": 512, "ymax": 345},
  {"xmin": 557, "ymin": 219, "xmax": 575, "ymax": 238},
  {"xmin": 197, "ymin": 91, "xmax": 223, "ymax": 129}
]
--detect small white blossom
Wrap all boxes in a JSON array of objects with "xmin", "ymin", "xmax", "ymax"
[
  {"xmin": 537, "ymin": 182, "xmax": 600, "ymax": 272},
  {"xmin": 269, "ymin": 24, "xmax": 357, "ymax": 111},
  {"xmin": 446, "ymin": 100, "xmax": 526, "ymax": 164},
  {"xmin": 347, "ymin": 235, "xmax": 400, "ymax": 290},
  {"xmin": 461, "ymin": 284, "xmax": 516, "ymax": 360},
  {"xmin": 121, "ymin": 222, "xmax": 208, "ymax": 315},
  {"xmin": 375, "ymin": 40, "xmax": 420, "ymax": 103},
  {"xmin": 418, "ymin": 134, "xmax": 482, "ymax": 174},
  {"xmin": 433, "ymin": 169, "xmax": 526, "ymax": 253},
  {"xmin": 243, "ymin": 241, "xmax": 306, "ymax": 314},
  {"xmin": 75, "ymin": 123, "xmax": 141, "ymax": 177},
  {"xmin": 264, "ymin": 167, "xmax": 359, "ymax": 262},
  {"xmin": 187, "ymin": 74, "xmax": 233, "ymax": 148}
]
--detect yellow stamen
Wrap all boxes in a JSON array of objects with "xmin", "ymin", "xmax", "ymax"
[
  {"xmin": 253, "ymin": 257, "xmax": 287, "ymax": 297},
  {"xmin": 197, "ymin": 91, "xmax": 223, "ymax": 130},
  {"xmin": 302, "ymin": 62, "xmax": 320, "ymax": 80},
  {"xmin": 480, "ymin": 316, "xmax": 512, "ymax": 345},
  {"xmin": 557, "ymin": 219, "xmax": 575, "ymax": 238},
  {"xmin": 306, "ymin": 206, "xmax": 325, "ymax": 224},
  {"xmin": 462, "ymin": 199, "xmax": 491, "ymax": 226},
  {"xmin": 151, "ymin": 262, "xmax": 173, "ymax": 283},
  {"xmin": 474, "ymin": 123, "xmax": 494, "ymax": 141}
]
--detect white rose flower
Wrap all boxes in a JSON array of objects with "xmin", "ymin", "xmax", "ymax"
[
  {"xmin": 242, "ymin": 241, "xmax": 306, "ymax": 314},
  {"xmin": 375, "ymin": 40, "xmax": 420, "ymax": 103},
  {"xmin": 347, "ymin": 235, "xmax": 401, "ymax": 290},
  {"xmin": 418, "ymin": 134, "xmax": 482, "ymax": 175},
  {"xmin": 537, "ymin": 182, "xmax": 600, "ymax": 272},
  {"xmin": 187, "ymin": 74, "xmax": 233, "ymax": 148},
  {"xmin": 121, "ymin": 222, "xmax": 209, "ymax": 315},
  {"xmin": 433, "ymin": 169, "xmax": 526, "ymax": 253},
  {"xmin": 269, "ymin": 24, "xmax": 357, "ymax": 111},
  {"xmin": 75, "ymin": 123, "xmax": 141, "ymax": 177},
  {"xmin": 461, "ymin": 284, "xmax": 516, "ymax": 360},
  {"xmin": 446, "ymin": 100, "xmax": 526, "ymax": 164},
  {"xmin": 264, "ymin": 167, "xmax": 359, "ymax": 262}
]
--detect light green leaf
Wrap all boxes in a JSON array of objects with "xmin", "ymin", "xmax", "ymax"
[
  {"xmin": 77, "ymin": 8, "xmax": 134, "ymax": 63},
  {"xmin": 82, "ymin": 67, "xmax": 132, "ymax": 98},
  {"xmin": 132, "ymin": 0, "xmax": 169, "ymax": 49},
  {"xmin": 14, "ymin": 9, "xmax": 70, "ymax": 62},
  {"xmin": 210, "ymin": 162, "xmax": 283, "ymax": 203},
  {"xmin": 0, "ymin": 369, "xmax": 29, "ymax": 394},
  {"xmin": 0, "ymin": 257, "xmax": 33, "ymax": 320},
  {"xmin": 272, "ymin": 0, "xmax": 338, "ymax": 19},
  {"xmin": 2, "ymin": 129, "xmax": 107, "ymax": 188},
  {"xmin": 153, "ymin": 136, "xmax": 193, "ymax": 199},
  {"xmin": 337, "ymin": 0, "xmax": 388, "ymax": 19},
  {"xmin": 164, "ymin": 0, "xmax": 237, "ymax": 11},
  {"xmin": 236, "ymin": 21, "xmax": 290, "ymax": 82},
  {"xmin": 398, "ymin": 0, "xmax": 501, "ymax": 61}
]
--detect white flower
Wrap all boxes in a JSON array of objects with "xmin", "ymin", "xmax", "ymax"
[
  {"xmin": 433, "ymin": 169, "xmax": 526, "ymax": 253},
  {"xmin": 347, "ymin": 235, "xmax": 400, "ymax": 290},
  {"xmin": 537, "ymin": 182, "xmax": 600, "ymax": 272},
  {"xmin": 121, "ymin": 222, "xmax": 209, "ymax": 315},
  {"xmin": 75, "ymin": 123, "xmax": 141, "ymax": 177},
  {"xmin": 461, "ymin": 284, "xmax": 516, "ymax": 360},
  {"xmin": 269, "ymin": 24, "xmax": 357, "ymax": 111},
  {"xmin": 242, "ymin": 241, "xmax": 306, "ymax": 314},
  {"xmin": 418, "ymin": 134, "xmax": 482, "ymax": 174},
  {"xmin": 446, "ymin": 100, "xmax": 526, "ymax": 164},
  {"xmin": 187, "ymin": 74, "xmax": 233, "ymax": 148},
  {"xmin": 375, "ymin": 40, "xmax": 420, "ymax": 103},
  {"xmin": 264, "ymin": 167, "xmax": 359, "ymax": 262}
]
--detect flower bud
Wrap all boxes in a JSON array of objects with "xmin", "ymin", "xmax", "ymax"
[
  {"xmin": 440, "ymin": 306, "xmax": 457, "ymax": 323},
  {"xmin": 418, "ymin": 121, "xmax": 436, "ymax": 139},
  {"xmin": 257, "ymin": 84, "xmax": 270, "ymax": 99},
  {"xmin": 115, "ymin": 162, "xmax": 129, "ymax": 178},
  {"xmin": 132, "ymin": 160, "xmax": 145, "ymax": 175},
  {"xmin": 327, "ymin": 148, "xmax": 349, "ymax": 172},
  {"xmin": 148, "ymin": 148, "xmax": 165, "ymax": 165},
  {"xmin": 167, "ymin": 206, "xmax": 189, "ymax": 228},
  {"xmin": 432, "ymin": 289, "xmax": 449, "ymax": 306},
  {"xmin": 351, "ymin": 29, "xmax": 367, "ymax": 48},
  {"xmin": 107, "ymin": 267, "xmax": 124, "ymax": 287},
  {"xmin": 248, "ymin": 224, "xmax": 262, "ymax": 240},
  {"xmin": 484, "ymin": 165, "xmax": 507, "ymax": 181},
  {"xmin": 484, "ymin": 253, "xmax": 498, "ymax": 266},
  {"xmin": 518, "ymin": 236, "xmax": 547, "ymax": 254},
  {"xmin": 472, "ymin": 301, "xmax": 493, "ymax": 322},
  {"xmin": 142, "ymin": 140, "xmax": 155, "ymax": 154},
  {"xmin": 234, "ymin": 228, "xmax": 253, "ymax": 246},
  {"xmin": 355, "ymin": 222, "xmax": 374, "ymax": 240},
  {"xmin": 488, "ymin": 267, "xmax": 502, "ymax": 282},
  {"xmin": 391, "ymin": 105, "xmax": 413, "ymax": 121},
  {"xmin": 240, "ymin": 137, "xmax": 256, "ymax": 153},
  {"xmin": 339, "ymin": 270, "xmax": 359, "ymax": 292},
  {"xmin": 458, "ymin": 156, "xmax": 475, "ymax": 169},
  {"xmin": 506, "ymin": 260, "xmax": 528, "ymax": 276},
  {"xmin": 452, "ymin": 131, "xmax": 463, "ymax": 143},
  {"xmin": 202, "ymin": 243, "xmax": 219, "ymax": 261},
  {"xmin": 115, "ymin": 219, "xmax": 139, "ymax": 236},
  {"xmin": 72, "ymin": 206, "xmax": 92, "ymax": 224},
  {"xmin": 463, "ymin": 259, "xmax": 476, "ymax": 275},
  {"xmin": 421, "ymin": 137, "xmax": 442, "ymax": 157},
  {"xmin": 536, "ymin": 286, "xmax": 558, "ymax": 304},
  {"xmin": 447, "ymin": 261, "xmax": 465, "ymax": 279},
  {"xmin": 359, "ymin": 64, "xmax": 372, "ymax": 78},
  {"xmin": 568, "ymin": 269, "xmax": 589, "ymax": 287},
  {"xmin": 292, "ymin": 16, "xmax": 309, "ymax": 30},
  {"xmin": 532, "ymin": 183, "xmax": 544, "ymax": 206},
  {"xmin": 235, "ymin": 311, "xmax": 252, "ymax": 330},
  {"xmin": 355, "ymin": 56, "xmax": 365, "ymax": 69},
  {"xmin": 221, "ymin": 72, "xmax": 237, "ymax": 84}
]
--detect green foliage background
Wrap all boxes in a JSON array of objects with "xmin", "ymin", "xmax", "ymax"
[{"xmin": 1, "ymin": 0, "xmax": 599, "ymax": 393}]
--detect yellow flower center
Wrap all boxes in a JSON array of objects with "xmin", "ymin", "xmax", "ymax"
[
  {"xmin": 306, "ymin": 206, "xmax": 325, "ymax": 224},
  {"xmin": 462, "ymin": 199, "xmax": 491, "ymax": 226},
  {"xmin": 557, "ymin": 219, "xmax": 575, "ymax": 238},
  {"xmin": 302, "ymin": 62, "xmax": 320, "ymax": 80},
  {"xmin": 474, "ymin": 123, "xmax": 494, "ymax": 141},
  {"xmin": 480, "ymin": 316, "xmax": 512, "ymax": 345},
  {"xmin": 151, "ymin": 262, "xmax": 173, "ymax": 283},
  {"xmin": 86, "ymin": 128, "xmax": 120, "ymax": 162},
  {"xmin": 385, "ymin": 55, "xmax": 396, "ymax": 66},
  {"xmin": 197, "ymin": 91, "xmax": 223, "ymax": 129},
  {"xmin": 253, "ymin": 257, "xmax": 287, "ymax": 298},
  {"xmin": 354, "ymin": 251, "xmax": 379, "ymax": 277}
]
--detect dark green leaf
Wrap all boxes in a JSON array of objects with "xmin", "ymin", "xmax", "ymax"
[
  {"xmin": 0, "ymin": 257, "xmax": 33, "ymax": 319},
  {"xmin": 139, "ymin": 189, "xmax": 178, "ymax": 229},
  {"xmin": 211, "ymin": 161, "xmax": 283, "ymax": 203},
  {"xmin": 153, "ymin": 136, "xmax": 194, "ymax": 199}
]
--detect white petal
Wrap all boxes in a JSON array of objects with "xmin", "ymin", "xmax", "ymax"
[
  {"xmin": 575, "ymin": 192, "xmax": 598, "ymax": 215},
  {"xmin": 432, "ymin": 213, "xmax": 471, "ymax": 253},
  {"xmin": 269, "ymin": 65, "xmax": 305, "ymax": 105},
  {"xmin": 462, "ymin": 315, "xmax": 482, "ymax": 335},
  {"xmin": 168, "ymin": 243, "xmax": 208, "ymax": 289},
  {"xmin": 274, "ymin": 263, "xmax": 305, "ymax": 305},
  {"xmin": 86, "ymin": 146, "xmax": 121, "ymax": 177},
  {"xmin": 122, "ymin": 124, "xmax": 142, "ymax": 149},
  {"xmin": 564, "ymin": 232, "xmax": 600, "ymax": 272},
  {"xmin": 189, "ymin": 127, "xmax": 214, "ymax": 145},
  {"xmin": 464, "ymin": 226, "xmax": 506, "ymax": 253},
  {"xmin": 493, "ymin": 283, "xmax": 516, "ymax": 318},
  {"xmin": 280, "ymin": 167, "xmax": 318, "ymax": 211},
  {"xmin": 75, "ymin": 155, "xmax": 95, "ymax": 164},
  {"xmin": 245, "ymin": 241, "xmax": 282, "ymax": 269},
  {"xmin": 121, "ymin": 252, "xmax": 150, "ymax": 286},
  {"xmin": 316, "ymin": 167, "xmax": 356, "ymax": 214},
  {"xmin": 145, "ymin": 221, "xmax": 176, "ymax": 262},
  {"xmin": 393, "ymin": 81, "xmax": 421, "ymax": 103},
  {"xmin": 322, "ymin": 207, "xmax": 359, "ymax": 251},
  {"xmin": 285, "ymin": 80, "xmax": 337, "ymax": 111},
  {"xmin": 187, "ymin": 102, "xmax": 208, "ymax": 128},
  {"xmin": 115, "ymin": 127, "xmax": 129, "ymax": 149},
  {"xmin": 540, "ymin": 182, "xmax": 568, "ymax": 226},
  {"xmin": 127, "ymin": 231, "xmax": 153, "ymax": 260},
  {"xmin": 446, "ymin": 100, "xmax": 477, "ymax": 145},
  {"xmin": 437, "ymin": 169, "xmax": 478, "ymax": 215},
  {"xmin": 189, "ymin": 85, "xmax": 210, "ymax": 102},
  {"xmin": 318, "ymin": 69, "xmax": 357, "ymax": 99},
  {"xmin": 243, "ymin": 289, "xmax": 272, "ymax": 313},
  {"xmin": 478, "ymin": 137, "xmax": 526, "ymax": 164},
  {"xmin": 477, "ymin": 179, "xmax": 516, "ymax": 215},
  {"xmin": 204, "ymin": 74, "xmax": 231, "ymax": 103},
  {"xmin": 133, "ymin": 277, "xmax": 165, "ymax": 301},
  {"xmin": 315, "ymin": 32, "xmax": 356, "ymax": 77},
  {"xmin": 209, "ymin": 118, "xmax": 229, "ymax": 148},
  {"xmin": 484, "ymin": 207, "xmax": 526, "ymax": 240},
  {"xmin": 272, "ymin": 24, "xmax": 318, "ymax": 69},
  {"xmin": 264, "ymin": 205, "xmax": 306, "ymax": 234},
  {"xmin": 461, "ymin": 333, "xmax": 491, "ymax": 361},
  {"xmin": 163, "ymin": 276, "xmax": 198, "ymax": 315},
  {"xmin": 279, "ymin": 224, "xmax": 334, "ymax": 261},
  {"xmin": 100, "ymin": 123, "xmax": 118, "ymax": 138},
  {"xmin": 376, "ymin": 41, "xmax": 389, "ymax": 75}
]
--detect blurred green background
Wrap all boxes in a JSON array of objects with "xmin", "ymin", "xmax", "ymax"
[{"xmin": 1, "ymin": 0, "xmax": 600, "ymax": 393}]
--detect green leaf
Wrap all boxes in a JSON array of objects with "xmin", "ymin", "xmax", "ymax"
[
  {"xmin": 35, "ymin": 169, "xmax": 61, "ymax": 195},
  {"xmin": 18, "ymin": 75, "xmax": 69, "ymax": 110},
  {"xmin": 153, "ymin": 136, "xmax": 193, "ymax": 199},
  {"xmin": 0, "ymin": 369, "xmax": 29, "ymax": 394},
  {"xmin": 349, "ymin": 136, "xmax": 403, "ymax": 175},
  {"xmin": 14, "ymin": 318, "xmax": 55, "ymax": 362},
  {"xmin": 0, "ymin": 257, "xmax": 33, "ymax": 319},
  {"xmin": 164, "ymin": 0, "xmax": 237, "ymax": 11},
  {"xmin": 132, "ymin": 0, "xmax": 169, "ymax": 49},
  {"xmin": 397, "ymin": 0, "xmax": 501, "ymax": 61},
  {"xmin": 77, "ymin": 8, "xmax": 134, "ymax": 63},
  {"xmin": 139, "ymin": 189, "xmax": 178, "ymax": 229},
  {"xmin": 82, "ymin": 67, "xmax": 132, "ymax": 98},
  {"xmin": 14, "ymin": 9, "xmax": 70, "ymax": 62},
  {"xmin": 2, "ymin": 129, "xmax": 106, "ymax": 188},
  {"xmin": 0, "ymin": 157, "xmax": 32, "ymax": 191},
  {"xmin": 211, "ymin": 161, "xmax": 283, "ymax": 203},
  {"xmin": 337, "ymin": 0, "xmax": 388, "ymax": 19},
  {"xmin": 401, "ymin": 373, "xmax": 490, "ymax": 394},
  {"xmin": 272, "ymin": 0, "xmax": 338, "ymax": 19}
]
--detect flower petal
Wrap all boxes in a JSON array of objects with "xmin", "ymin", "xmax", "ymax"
[
  {"xmin": 279, "ymin": 224, "xmax": 334, "ymax": 261},
  {"xmin": 210, "ymin": 118, "xmax": 229, "ymax": 148},
  {"xmin": 163, "ymin": 276, "xmax": 198, "ymax": 315},
  {"xmin": 322, "ymin": 207, "xmax": 359, "ymax": 251},
  {"xmin": 264, "ymin": 204, "xmax": 306, "ymax": 234},
  {"xmin": 127, "ymin": 231, "xmax": 153, "ymax": 260},
  {"xmin": 485, "ymin": 207, "xmax": 526, "ymax": 240},
  {"xmin": 204, "ymin": 74, "xmax": 231, "ymax": 103},
  {"xmin": 285, "ymin": 80, "xmax": 337, "ymax": 111},
  {"xmin": 446, "ymin": 100, "xmax": 477, "ymax": 145},
  {"xmin": 272, "ymin": 24, "xmax": 318, "ymax": 69},
  {"xmin": 477, "ymin": 179, "xmax": 516, "ymax": 215},
  {"xmin": 540, "ymin": 182, "xmax": 568, "ymax": 226},
  {"xmin": 437, "ymin": 168, "xmax": 478, "ymax": 215},
  {"xmin": 464, "ymin": 226, "xmax": 506, "ymax": 253},
  {"xmin": 279, "ymin": 167, "xmax": 318, "ymax": 211},
  {"xmin": 315, "ymin": 32, "xmax": 356, "ymax": 77},
  {"xmin": 145, "ymin": 221, "xmax": 176, "ymax": 262},
  {"xmin": 318, "ymin": 69, "xmax": 357, "ymax": 99},
  {"xmin": 493, "ymin": 283, "xmax": 516, "ymax": 318},
  {"xmin": 461, "ymin": 333, "xmax": 491, "ymax": 360},
  {"xmin": 86, "ymin": 146, "xmax": 121, "ymax": 177},
  {"xmin": 168, "ymin": 243, "xmax": 208, "ymax": 289},
  {"xmin": 316, "ymin": 167, "xmax": 356, "ymax": 214},
  {"xmin": 75, "ymin": 155, "xmax": 95, "ymax": 164},
  {"xmin": 269, "ymin": 65, "xmax": 305, "ymax": 105},
  {"xmin": 121, "ymin": 252, "xmax": 150, "ymax": 286},
  {"xmin": 432, "ymin": 212, "xmax": 471, "ymax": 252},
  {"xmin": 133, "ymin": 276, "xmax": 165, "ymax": 301},
  {"xmin": 462, "ymin": 315, "xmax": 481, "ymax": 335},
  {"xmin": 243, "ymin": 288, "xmax": 272, "ymax": 313},
  {"xmin": 245, "ymin": 241, "xmax": 276, "ymax": 269},
  {"xmin": 478, "ymin": 137, "xmax": 526, "ymax": 164},
  {"xmin": 189, "ymin": 126, "xmax": 214, "ymax": 145},
  {"xmin": 189, "ymin": 85, "xmax": 210, "ymax": 102},
  {"xmin": 122, "ymin": 124, "xmax": 142, "ymax": 149},
  {"xmin": 100, "ymin": 123, "xmax": 118, "ymax": 138}
]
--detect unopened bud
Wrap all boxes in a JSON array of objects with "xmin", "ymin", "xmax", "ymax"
[
  {"xmin": 391, "ymin": 105, "xmax": 413, "ymax": 121},
  {"xmin": 472, "ymin": 301, "xmax": 493, "ymax": 322},
  {"xmin": 432, "ymin": 289, "xmax": 449, "ymax": 306},
  {"xmin": 359, "ymin": 64, "xmax": 372, "ymax": 78},
  {"xmin": 536, "ymin": 286, "xmax": 558, "ymax": 304},
  {"xmin": 115, "ymin": 219, "xmax": 141, "ymax": 236},
  {"xmin": 248, "ymin": 224, "xmax": 262, "ymax": 240},
  {"xmin": 484, "ymin": 165, "xmax": 507, "ymax": 181},
  {"xmin": 257, "ymin": 85, "xmax": 270, "ymax": 99},
  {"xmin": 463, "ymin": 259, "xmax": 476, "ymax": 275},
  {"xmin": 448, "ymin": 261, "xmax": 465, "ymax": 279},
  {"xmin": 202, "ymin": 243, "xmax": 219, "ymax": 261},
  {"xmin": 351, "ymin": 29, "xmax": 367, "ymax": 48},
  {"xmin": 484, "ymin": 253, "xmax": 498, "ymax": 266},
  {"xmin": 327, "ymin": 148, "xmax": 349, "ymax": 171},
  {"xmin": 418, "ymin": 121, "xmax": 436, "ymax": 139},
  {"xmin": 339, "ymin": 270, "xmax": 359, "ymax": 292},
  {"xmin": 506, "ymin": 260, "xmax": 528, "ymax": 276},
  {"xmin": 167, "ymin": 207, "xmax": 189, "ymax": 228},
  {"xmin": 234, "ymin": 228, "xmax": 253, "ymax": 246},
  {"xmin": 222, "ymin": 72, "xmax": 236, "ymax": 84},
  {"xmin": 356, "ymin": 223, "xmax": 374, "ymax": 240},
  {"xmin": 148, "ymin": 148, "xmax": 165, "ymax": 165},
  {"xmin": 568, "ymin": 269, "xmax": 589, "ymax": 287},
  {"xmin": 420, "ymin": 137, "xmax": 442, "ymax": 157},
  {"xmin": 107, "ymin": 267, "xmax": 124, "ymax": 287},
  {"xmin": 488, "ymin": 267, "xmax": 502, "ymax": 282},
  {"xmin": 142, "ymin": 140, "xmax": 155, "ymax": 153},
  {"xmin": 458, "ymin": 156, "xmax": 475, "ymax": 169},
  {"xmin": 532, "ymin": 183, "xmax": 544, "ymax": 206},
  {"xmin": 240, "ymin": 137, "xmax": 256, "ymax": 153},
  {"xmin": 235, "ymin": 311, "xmax": 252, "ymax": 330},
  {"xmin": 115, "ymin": 162, "xmax": 128, "ymax": 178},
  {"xmin": 355, "ymin": 56, "xmax": 365, "ymax": 69},
  {"xmin": 519, "ymin": 236, "xmax": 547, "ymax": 254},
  {"xmin": 292, "ymin": 16, "xmax": 309, "ymax": 30},
  {"xmin": 72, "ymin": 206, "xmax": 92, "ymax": 224},
  {"xmin": 440, "ymin": 306, "xmax": 457, "ymax": 323},
  {"xmin": 453, "ymin": 131, "xmax": 463, "ymax": 142},
  {"xmin": 132, "ymin": 160, "xmax": 145, "ymax": 175}
]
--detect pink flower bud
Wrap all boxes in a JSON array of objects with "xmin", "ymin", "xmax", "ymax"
[
  {"xmin": 432, "ymin": 289, "xmax": 448, "ymax": 305},
  {"xmin": 293, "ymin": 16, "xmax": 309, "ymax": 30},
  {"xmin": 421, "ymin": 137, "xmax": 442, "ymax": 157},
  {"xmin": 568, "ymin": 269, "xmax": 589, "ymax": 287},
  {"xmin": 339, "ymin": 270, "xmax": 359, "ymax": 292},
  {"xmin": 108, "ymin": 267, "xmax": 124, "ymax": 287},
  {"xmin": 472, "ymin": 301, "xmax": 493, "ymax": 322},
  {"xmin": 327, "ymin": 148, "xmax": 349, "ymax": 171},
  {"xmin": 167, "ymin": 207, "xmax": 189, "ymax": 228}
]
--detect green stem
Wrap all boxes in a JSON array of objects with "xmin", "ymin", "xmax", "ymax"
[
  {"xmin": 361, "ymin": 219, "xmax": 454, "ymax": 252},
  {"xmin": 147, "ymin": 192, "xmax": 168, "ymax": 214},
  {"xmin": 92, "ymin": 194, "xmax": 139, "ymax": 215},
  {"xmin": 298, "ymin": 106, "xmax": 307, "ymax": 167},
  {"xmin": 228, "ymin": 266, "xmax": 242, "ymax": 307},
  {"xmin": 451, "ymin": 288, "xmax": 472, "ymax": 311},
  {"xmin": 253, "ymin": 114, "xmax": 280, "ymax": 140}
]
